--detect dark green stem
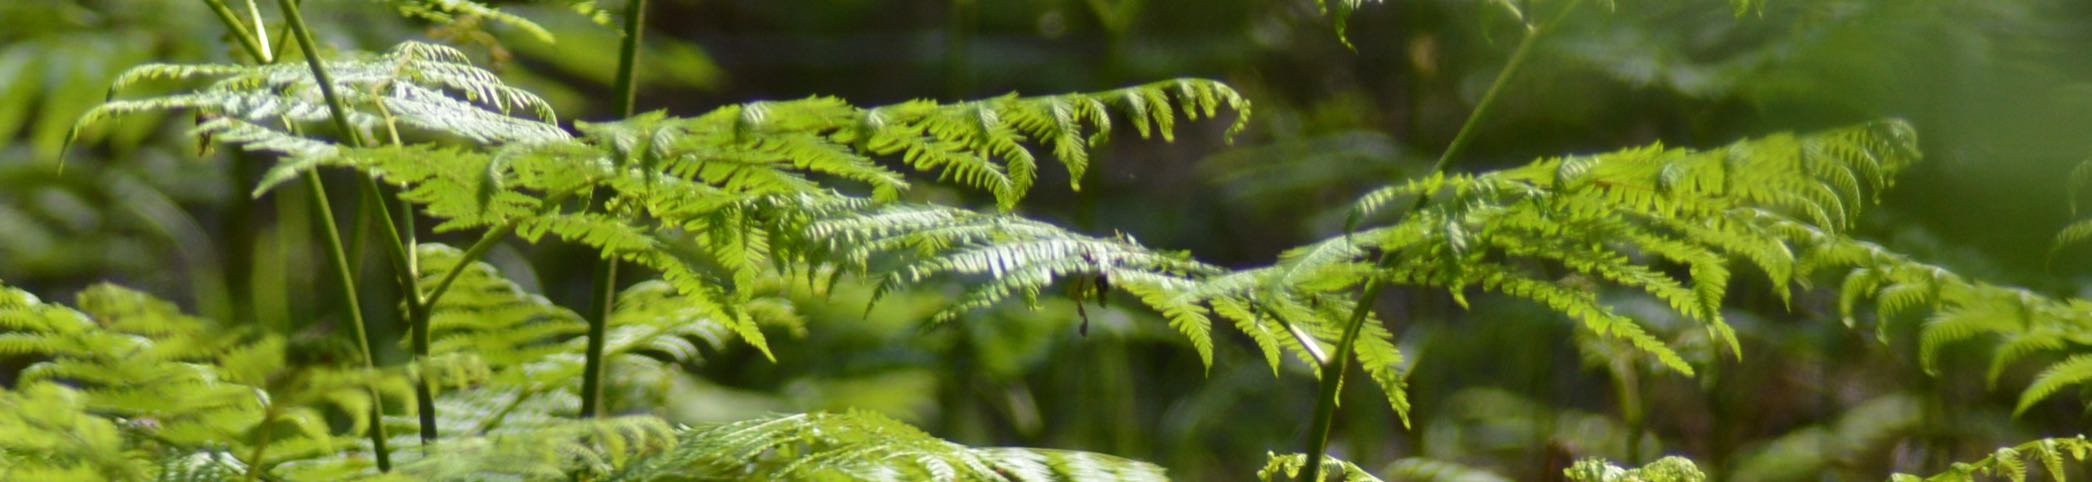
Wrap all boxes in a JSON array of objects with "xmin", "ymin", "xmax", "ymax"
[
  {"xmin": 581, "ymin": 0, "xmax": 648, "ymax": 419},
  {"xmin": 274, "ymin": 0, "xmax": 435, "ymax": 445},
  {"xmin": 579, "ymin": 260, "xmax": 618, "ymax": 418},
  {"xmin": 1296, "ymin": 3, "xmax": 1577, "ymax": 479}
]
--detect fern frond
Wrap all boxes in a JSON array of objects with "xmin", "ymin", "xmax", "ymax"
[
  {"xmin": 0, "ymin": 383, "xmax": 154, "ymax": 481},
  {"xmin": 78, "ymin": 40, "xmax": 567, "ymax": 156},
  {"xmin": 1563, "ymin": 457, "xmax": 1706, "ymax": 482},
  {"xmin": 1382, "ymin": 457, "xmax": 1512, "ymax": 482},
  {"xmin": 0, "ymin": 279, "xmax": 419, "ymax": 481},
  {"xmin": 381, "ymin": 416, "xmax": 677, "ymax": 480},
  {"xmin": 1891, "ymin": 436, "xmax": 2092, "ymax": 482},
  {"xmin": 1258, "ymin": 452, "xmax": 1385, "ymax": 482},
  {"xmin": 2017, "ymin": 354, "xmax": 2092, "ymax": 416},
  {"xmin": 418, "ymin": 243, "xmax": 588, "ymax": 370},
  {"xmin": 609, "ymin": 411, "xmax": 1168, "ymax": 481}
]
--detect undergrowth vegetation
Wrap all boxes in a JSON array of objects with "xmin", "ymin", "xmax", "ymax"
[{"xmin": 7, "ymin": 0, "xmax": 2092, "ymax": 480}]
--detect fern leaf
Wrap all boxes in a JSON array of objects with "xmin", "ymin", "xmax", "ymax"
[
  {"xmin": 1259, "ymin": 452, "xmax": 1385, "ymax": 482},
  {"xmin": 1563, "ymin": 457, "xmax": 1706, "ymax": 482},
  {"xmin": 610, "ymin": 411, "xmax": 1166, "ymax": 481},
  {"xmin": 2017, "ymin": 354, "xmax": 2092, "ymax": 416}
]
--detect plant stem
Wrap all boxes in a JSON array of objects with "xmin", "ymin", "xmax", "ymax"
[
  {"xmin": 274, "ymin": 0, "xmax": 436, "ymax": 445},
  {"xmin": 302, "ymin": 171, "xmax": 392, "ymax": 471},
  {"xmin": 193, "ymin": 0, "xmax": 387, "ymax": 470},
  {"xmin": 581, "ymin": 0, "xmax": 649, "ymax": 419},
  {"xmin": 1611, "ymin": 357, "xmax": 1645, "ymax": 463},
  {"xmin": 199, "ymin": 0, "xmax": 269, "ymax": 62},
  {"xmin": 1296, "ymin": 2, "xmax": 1578, "ymax": 479}
]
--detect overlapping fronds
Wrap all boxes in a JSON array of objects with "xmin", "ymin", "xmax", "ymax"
[
  {"xmin": 1258, "ymin": 452, "xmax": 1385, "ymax": 482},
  {"xmin": 1316, "ymin": 121, "xmax": 1917, "ymax": 375},
  {"xmin": 4, "ymin": 282, "xmax": 338, "ymax": 451},
  {"xmin": 74, "ymin": 42, "xmax": 1248, "ymax": 348},
  {"xmin": 1890, "ymin": 436, "xmax": 2092, "ymax": 482},
  {"xmin": 0, "ymin": 280, "xmax": 419, "ymax": 481},
  {"xmin": 1783, "ymin": 216, "xmax": 2092, "ymax": 414},
  {"xmin": 371, "ymin": 416, "xmax": 677, "ymax": 481},
  {"xmin": 75, "ymin": 40, "xmax": 567, "ymax": 153},
  {"xmin": 418, "ymin": 243, "xmax": 588, "ymax": 371},
  {"xmin": 1563, "ymin": 457, "xmax": 1706, "ymax": 482},
  {"xmin": 0, "ymin": 383, "xmax": 154, "ymax": 480},
  {"xmin": 414, "ymin": 243, "xmax": 796, "ymax": 432},
  {"xmin": 738, "ymin": 121, "xmax": 1915, "ymax": 428},
  {"xmin": 609, "ymin": 411, "xmax": 1169, "ymax": 481}
]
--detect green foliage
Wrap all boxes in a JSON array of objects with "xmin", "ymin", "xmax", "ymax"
[
  {"xmin": 0, "ymin": 276, "xmax": 1159, "ymax": 481},
  {"xmin": 612, "ymin": 411, "xmax": 1168, "ymax": 481},
  {"xmin": 0, "ymin": 280, "xmax": 411, "ymax": 479},
  {"xmin": 1259, "ymin": 452, "xmax": 1385, "ymax": 482},
  {"xmin": 57, "ymin": 23, "xmax": 1250, "ymax": 479},
  {"xmin": 1797, "ymin": 216, "xmax": 2092, "ymax": 413},
  {"xmin": 1381, "ymin": 458, "xmax": 1511, "ymax": 482},
  {"xmin": 1563, "ymin": 457, "xmax": 1706, "ymax": 482},
  {"xmin": 75, "ymin": 36, "xmax": 1253, "ymax": 397},
  {"xmin": 1891, "ymin": 436, "xmax": 2092, "ymax": 482},
  {"xmin": 31, "ymin": 1, "xmax": 2092, "ymax": 480},
  {"xmin": 1722, "ymin": 394, "xmax": 1922, "ymax": 481}
]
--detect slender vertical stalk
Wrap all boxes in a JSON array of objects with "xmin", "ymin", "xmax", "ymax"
[
  {"xmin": 194, "ymin": 0, "xmax": 390, "ymax": 470},
  {"xmin": 581, "ymin": 0, "xmax": 649, "ymax": 419},
  {"xmin": 273, "ymin": 0, "xmax": 436, "ymax": 445},
  {"xmin": 1296, "ymin": 3, "xmax": 1579, "ymax": 479},
  {"xmin": 226, "ymin": 151, "xmax": 261, "ymax": 327},
  {"xmin": 199, "ymin": 0, "xmax": 269, "ymax": 62},
  {"xmin": 1610, "ymin": 358, "xmax": 1645, "ymax": 463},
  {"xmin": 303, "ymin": 172, "xmax": 392, "ymax": 471}
]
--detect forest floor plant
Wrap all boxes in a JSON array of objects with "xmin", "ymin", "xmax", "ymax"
[{"xmin": 6, "ymin": 0, "xmax": 2092, "ymax": 480}]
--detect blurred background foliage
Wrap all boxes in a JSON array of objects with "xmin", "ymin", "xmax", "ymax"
[{"xmin": 7, "ymin": 0, "xmax": 2092, "ymax": 479}]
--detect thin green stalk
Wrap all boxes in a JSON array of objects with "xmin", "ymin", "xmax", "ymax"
[
  {"xmin": 198, "ymin": 0, "xmax": 269, "ymax": 62},
  {"xmin": 193, "ymin": 0, "xmax": 388, "ymax": 470},
  {"xmin": 1611, "ymin": 358, "xmax": 1646, "ymax": 463},
  {"xmin": 303, "ymin": 172, "xmax": 393, "ymax": 471},
  {"xmin": 242, "ymin": 401, "xmax": 282, "ymax": 482},
  {"xmin": 580, "ymin": 260, "xmax": 618, "ymax": 418},
  {"xmin": 274, "ymin": 0, "xmax": 437, "ymax": 444},
  {"xmin": 581, "ymin": 0, "xmax": 649, "ymax": 419},
  {"xmin": 1296, "ymin": 3, "xmax": 1578, "ymax": 479}
]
